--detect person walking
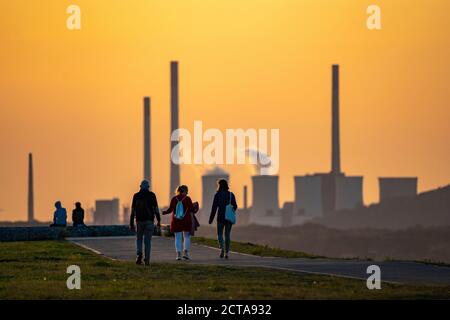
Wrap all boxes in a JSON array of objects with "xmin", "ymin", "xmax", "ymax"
[
  {"xmin": 209, "ymin": 179, "xmax": 237, "ymax": 259},
  {"xmin": 72, "ymin": 202, "xmax": 85, "ymax": 227},
  {"xmin": 162, "ymin": 185, "xmax": 199, "ymax": 260},
  {"xmin": 50, "ymin": 201, "xmax": 67, "ymax": 227},
  {"xmin": 130, "ymin": 180, "xmax": 161, "ymax": 266}
]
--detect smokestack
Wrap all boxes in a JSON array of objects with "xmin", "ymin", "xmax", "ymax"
[
  {"xmin": 331, "ymin": 64, "xmax": 341, "ymax": 174},
  {"xmin": 28, "ymin": 153, "xmax": 34, "ymax": 223},
  {"xmin": 143, "ymin": 97, "xmax": 151, "ymax": 188},
  {"xmin": 243, "ymin": 185, "xmax": 248, "ymax": 210},
  {"xmin": 170, "ymin": 61, "xmax": 180, "ymax": 195}
]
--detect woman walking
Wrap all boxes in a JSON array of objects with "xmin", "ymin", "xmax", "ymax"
[
  {"xmin": 209, "ymin": 179, "xmax": 238, "ymax": 259},
  {"xmin": 162, "ymin": 185, "xmax": 199, "ymax": 260}
]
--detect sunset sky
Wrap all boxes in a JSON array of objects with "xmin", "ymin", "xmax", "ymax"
[{"xmin": 0, "ymin": 0, "xmax": 449, "ymax": 221}]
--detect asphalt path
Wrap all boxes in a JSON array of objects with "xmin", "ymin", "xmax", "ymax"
[{"xmin": 68, "ymin": 236, "xmax": 450, "ymax": 285}]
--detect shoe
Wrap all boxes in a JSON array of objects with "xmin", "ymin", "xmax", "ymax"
[
  {"xmin": 144, "ymin": 259, "xmax": 150, "ymax": 266},
  {"xmin": 225, "ymin": 252, "xmax": 229, "ymax": 259},
  {"xmin": 219, "ymin": 249, "xmax": 224, "ymax": 259},
  {"xmin": 176, "ymin": 251, "xmax": 182, "ymax": 261},
  {"xmin": 136, "ymin": 255, "xmax": 143, "ymax": 265},
  {"xmin": 183, "ymin": 250, "xmax": 190, "ymax": 260}
]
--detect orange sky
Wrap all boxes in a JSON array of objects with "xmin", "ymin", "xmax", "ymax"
[{"xmin": 0, "ymin": 0, "xmax": 449, "ymax": 221}]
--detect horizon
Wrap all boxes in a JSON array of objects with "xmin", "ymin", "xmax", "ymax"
[{"xmin": 1, "ymin": 0, "xmax": 449, "ymax": 221}]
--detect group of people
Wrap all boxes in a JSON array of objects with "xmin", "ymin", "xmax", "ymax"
[
  {"xmin": 130, "ymin": 179, "xmax": 238, "ymax": 266},
  {"xmin": 49, "ymin": 178, "xmax": 238, "ymax": 266},
  {"xmin": 50, "ymin": 201, "xmax": 85, "ymax": 227}
]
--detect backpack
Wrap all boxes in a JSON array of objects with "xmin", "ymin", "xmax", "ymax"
[
  {"xmin": 225, "ymin": 192, "xmax": 236, "ymax": 225},
  {"xmin": 175, "ymin": 197, "xmax": 186, "ymax": 220}
]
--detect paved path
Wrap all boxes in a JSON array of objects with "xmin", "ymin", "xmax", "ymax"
[{"xmin": 69, "ymin": 236, "xmax": 450, "ymax": 286}]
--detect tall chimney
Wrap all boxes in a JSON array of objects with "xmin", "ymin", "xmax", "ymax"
[
  {"xmin": 28, "ymin": 153, "xmax": 34, "ymax": 223},
  {"xmin": 331, "ymin": 64, "xmax": 341, "ymax": 174},
  {"xmin": 243, "ymin": 185, "xmax": 248, "ymax": 210},
  {"xmin": 143, "ymin": 97, "xmax": 151, "ymax": 188},
  {"xmin": 170, "ymin": 61, "xmax": 180, "ymax": 195}
]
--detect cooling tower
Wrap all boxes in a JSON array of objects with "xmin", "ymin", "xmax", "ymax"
[
  {"xmin": 94, "ymin": 198, "xmax": 120, "ymax": 225},
  {"xmin": 250, "ymin": 175, "xmax": 279, "ymax": 218},
  {"xmin": 379, "ymin": 177, "xmax": 418, "ymax": 202},
  {"xmin": 200, "ymin": 168, "xmax": 229, "ymax": 224}
]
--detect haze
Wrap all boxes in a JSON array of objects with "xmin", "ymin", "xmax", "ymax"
[{"xmin": 0, "ymin": 0, "xmax": 449, "ymax": 221}]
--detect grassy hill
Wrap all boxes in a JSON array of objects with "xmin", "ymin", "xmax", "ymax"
[{"xmin": 1, "ymin": 240, "xmax": 450, "ymax": 299}]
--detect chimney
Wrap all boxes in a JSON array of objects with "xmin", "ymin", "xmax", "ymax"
[
  {"xmin": 28, "ymin": 153, "xmax": 34, "ymax": 223},
  {"xmin": 331, "ymin": 64, "xmax": 341, "ymax": 174},
  {"xmin": 243, "ymin": 185, "xmax": 248, "ymax": 210},
  {"xmin": 170, "ymin": 61, "xmax": 180, "ymax": 195},
  {"xmin": 143, "ymin": 96, "xmax": 151, "ymax": 187}
]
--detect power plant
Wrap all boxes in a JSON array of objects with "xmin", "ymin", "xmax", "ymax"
[
  {"xmin": 379, "ymin": 177, "xmax": 418, "ymax": 202},
  {"xmin": 249, "ymin": 175, "xmax": 281, "ymax": 226},
  {"xmin": 200, "ymin": 167, "xmax": 229, "ymax": 224},
  {"xmin": 94, "ymin": 198, "xmax": 120, "ymax": 225},
  {"xmin": 21, "ymin": 62, "xmax": 421, "ymax": 227},
  {"xmin": 293, "ymin": 65, "xmax": 363, "ymax": 223}
]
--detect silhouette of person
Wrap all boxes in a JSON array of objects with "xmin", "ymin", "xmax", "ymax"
[
  {"xmin": 162, "ymin": 185, "xmax": 199, "ymax": 260},
  {"xmin": 209, "ymin": 179, "xmax": 238, "ymax": 259},
  {"xmin": 130, "ymin": 180, "xmax": 161, "ymax": 266},
  {"xmin": 50, "ymin": 201, "xmax": 67, "ymax": 227},
  {"xmin": 72, "ymin": 202, "xmax": 85, "ymax": 227}
]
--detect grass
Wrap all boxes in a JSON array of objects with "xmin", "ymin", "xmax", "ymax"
[
  {"xmin": 1, "ymin": 241, "xmax": 450, "ymax": 299},
  {"xmin": 191, "ymin": 236, "xmax": 323, "ymax": 259}
]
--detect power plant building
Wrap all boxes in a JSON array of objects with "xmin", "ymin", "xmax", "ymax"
[
  {"xmin": 294, "ymin": 175, "xmax": 323, "ymax": 217},
  {"xmin": 335, "ymin": 175, "xmax": 363, "ymax": 210},
  {"xmin": 94, "ymin": 198, "xmax": 120, "ymax": 225},
  {"xmin": 293, "ymin": 65, "xmax": 363, "ymax": 221},
  {"xmin": 249, "ymin": 175, "xmax": 282, "ymax": 226},
  {"xmin": 379, "ymin": 177, "xmax": 418, "ymax": 202},
  {"xmin": 200, "ymin": 167, "xmax": 229, "ymax": 224}
]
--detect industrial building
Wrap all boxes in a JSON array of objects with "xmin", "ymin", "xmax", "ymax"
[
  {"xmin": 379, "ymin": 177, "xmax": 418, "ymax": 202},
  {"xmin": 335, "ymin": 175, "xmax": 363, "ymax": 210},
  {"xmin": 249, "ymin": 175, "xmax": 282, "ymax": 226},
  {"xmin": 94, "ymin": 198, "xmax": 120, "ymax": 225},
  {"xmin": 293, "ymin": 65, "xmax": 363, "ymax": 221},
  {"xmin": 294, "ymin": 175, "xmax": 323, "ymax": 217},
  {"xmin": 199, "ymin": 167, "xmax": 229, "ymax": 224}
]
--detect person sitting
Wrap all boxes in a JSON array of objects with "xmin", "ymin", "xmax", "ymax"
[
  {"xmin": 72, "ymin": 202, "xmax": 85, "ymax": 227},
  {"xmin": 50, "ymin": 201, "xmax": 67, "ymax": 227}
]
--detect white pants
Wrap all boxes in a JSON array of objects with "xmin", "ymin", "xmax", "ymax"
[{"xmin": 175, "ymin": 231, "xmax": 191, "ymax": 253}]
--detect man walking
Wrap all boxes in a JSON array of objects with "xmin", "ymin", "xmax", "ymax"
[{"xmin": 130, "ymin": 180, "xmax": 161, "ymax": 266}]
